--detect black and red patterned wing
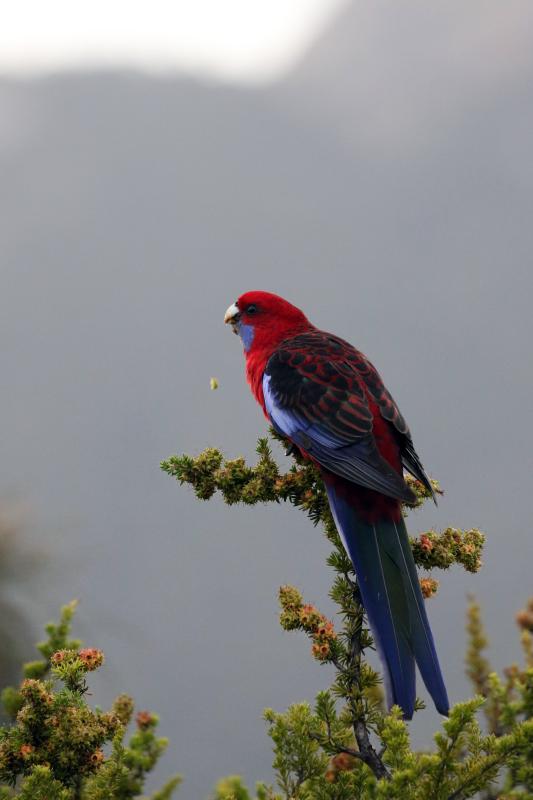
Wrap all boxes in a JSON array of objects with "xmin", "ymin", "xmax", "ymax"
[
  {"xmin": 341, "ymin": 346, "xmax": 409, "ymax": 435},
  {"xmin": 266, "ymin": 332, "xmax": 373, "ymax": 440},
  {"xmin": 340, "ymin": 344, "xmax": 434, "ymax": 496},
  {"xmin": 264, "ymin": 331, "xmax": 414, "ymax": 501}
]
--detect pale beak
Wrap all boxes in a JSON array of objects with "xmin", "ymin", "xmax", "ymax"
[{"xmin": 224, "ymin": 303, "xmax": 240, "ymax": 325}]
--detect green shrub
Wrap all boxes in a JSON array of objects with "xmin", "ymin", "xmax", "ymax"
[
  {"xmin": 162, "ymin": 433, "xmax": 533, "ymax": 799},
  {"xmin": 0, "ymin": 432, "xmax": 530, "ymax": 798},
  {"xmin": 0, "ymin": 601, "xmax": 181, "ymax": 799}
]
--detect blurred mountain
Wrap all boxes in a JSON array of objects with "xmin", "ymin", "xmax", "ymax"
[
  {"xmin": 282, "ymin": 0, "xmax": 533, "ymax": 154},
  {"xmin": 1, "ymin": 2, "xmax": 533, "ymax": 796}
]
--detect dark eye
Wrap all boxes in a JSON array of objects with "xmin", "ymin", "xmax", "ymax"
[{"xmin": 246, "ymin": 304, "xmax": 258, "ymax": 314}]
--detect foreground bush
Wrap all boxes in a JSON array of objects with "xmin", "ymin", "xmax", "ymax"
[
  {"xmin": 0, "ymin": 432, "xmax": 530, "ymax": 798},
  {"xmin": 162, "ymin": 434, "xmax": 533, "ymax": 799},
  {"xmin": 0, "ymin": 601, "xmax": 181, "ymax": 799}
]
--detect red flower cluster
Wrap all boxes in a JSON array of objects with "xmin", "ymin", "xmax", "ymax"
[
  {"xmin": 420, "ymin": 577, "xmax": 439, "ymax": 599},
  {"xmin": 278, "ymin": 586, "xmax": 336, "ymax": 662},
  {"xmin": 89, "ymin": 749, "xmax": 105, "ymax": 766},
  {"xmin": 516, "ymin": 598, "xmax": 533, "ymax": 632},
  {"xmin": 19, "ymin": 744, "xmax": 34, "ymax": 759},
  {"xmin": 79, "ymin": 648, "xmax": 105, "ymax": 671},
  {"xmin": 412, "ymin": 527, "xmax": 484, "ymax": 573},
  {"xmin": 50, "ymin": 648, "xmax": 105, "ymax": 671},
  {"xmin": 298, "ymin": 604, "xmax": 337, "ymax": 662},
  {"xmin": 136, "ymin": 710, "xmax": 157, "ymax": 730},
  {"xmin": 51, "ymin": 650, "xmax": 67, "ymax": 665},
  {"xmin": 325, "ymin": 752, "xmax": 357, "ymax": 782}
]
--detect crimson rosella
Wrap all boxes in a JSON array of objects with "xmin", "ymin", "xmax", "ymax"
[{"xmin": 224, "ymin": 291, "xmax": 449, "ymax": 719}]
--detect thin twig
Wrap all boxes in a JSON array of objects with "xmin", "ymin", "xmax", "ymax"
[{"xmin": 346, "ymin": 582, "xmax": 391, "ymax": 781}]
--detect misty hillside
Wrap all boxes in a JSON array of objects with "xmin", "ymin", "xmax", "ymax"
[
  {"xmin": 283, "ymin": 0, "xmax": 533, "ymax": 155},
  {"xmin": 1, "ymin": 2, "xmax": 532, "ymax": 796}
]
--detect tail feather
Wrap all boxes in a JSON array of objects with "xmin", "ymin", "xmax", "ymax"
[
  {"xmin": 325, "ymin": 483, "xmax": 449, "ymax": 719},
  {"xmin": 391, "ymin": 518, "xmax": 449, "ymax": 714}
]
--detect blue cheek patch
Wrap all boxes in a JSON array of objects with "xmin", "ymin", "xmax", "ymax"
[{"xmin": 238, "ymin": 322, "xmax": 255, "ymax": 352}]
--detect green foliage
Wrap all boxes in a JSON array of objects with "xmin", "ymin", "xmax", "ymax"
[
  {"xmin": 212, "ymin": 775, "xmax": 275, "ymax": 800},
  {"xmin": 15, "ymin": 765, "xmax": 72, "ymax": 800},
  {"xmin": 164, "ymin": 433, "xmax": 533, "ymax": 799},
  {"xmin": 0, "ymin": 603, "xmax": 181, "ymax": 799},
  {"xmin": 264, "ymin": 703, "xmax": 328, "ymax": 797},
  {"xmin": 161, "ymin": 433, "xmax": 484, "ymax": 576},
  {"xmin": 7, "ymin": 430, "xmax": 528, "ymax": 798}
]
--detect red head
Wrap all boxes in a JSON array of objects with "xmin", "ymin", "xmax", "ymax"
[{"xmin": 224, "ymin": 291, "xmax": 313, "ymax": 404}]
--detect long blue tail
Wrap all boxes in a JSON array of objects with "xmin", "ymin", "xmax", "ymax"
[{"xmin": 325, "ymin": 483, "xmax": 449, "ymax": 719}]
